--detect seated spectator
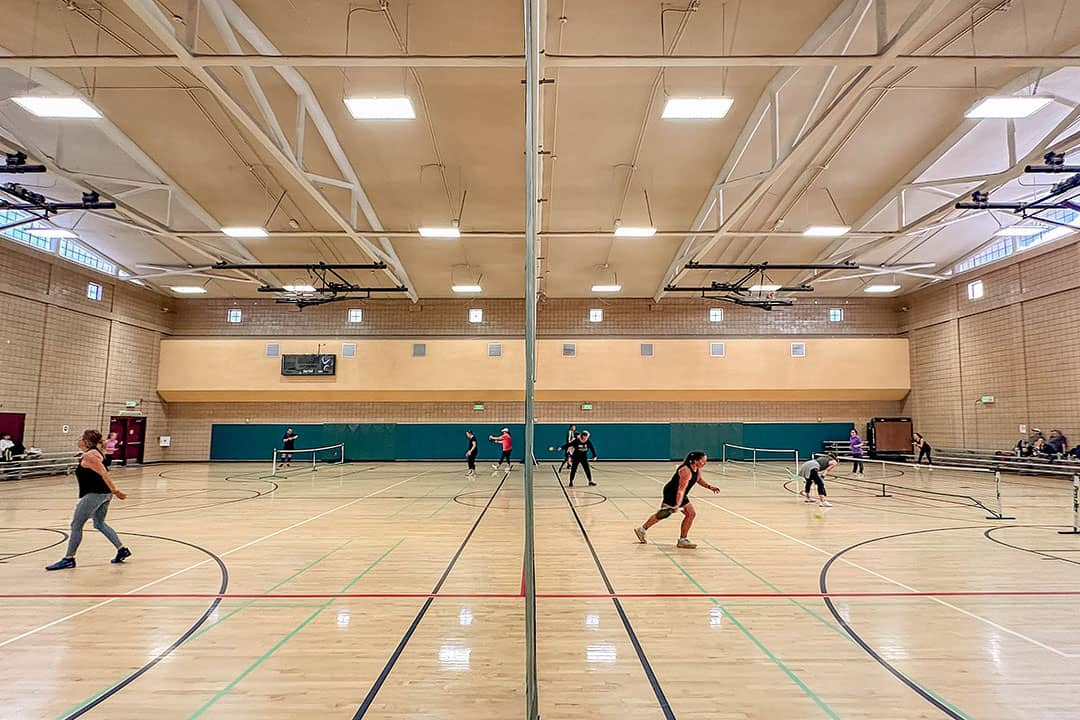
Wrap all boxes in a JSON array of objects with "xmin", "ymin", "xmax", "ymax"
[
  {"xmin": 1047, "ymin": 430, "xmax": 1068, "ymax": 456},
  {"xmin": 1033, "ymin": 437, "xmax": 1047, "ymax": 455},
  {"xmin": 1016, "ymin": 440, "xmax": 1034, "ymax": 458}
]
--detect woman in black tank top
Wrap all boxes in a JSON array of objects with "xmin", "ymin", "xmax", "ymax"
[
  {"xmin": 633, "ymin": 451, "xmax": 718, "ymax": 549},
  {"xmin": 45, "ymin": 429, "xmax": 131, "ymax": 571}
]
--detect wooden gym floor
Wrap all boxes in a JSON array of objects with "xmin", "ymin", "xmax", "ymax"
[{"xmin": 1, "ymin": 459, "xmax": 1079, "ymax": 719}]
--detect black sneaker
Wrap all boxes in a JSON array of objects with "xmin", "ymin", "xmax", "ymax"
[
  {"xmin": 111, "ymin": 547, "xmax": 132, "ymax": 564},
  {"xmin": 588, "ymin": 481, "xmax": 597, "ymax": 486},
  {"xmin": 46, "ymin": 557, "xmax": 76, "ymax": 571}
]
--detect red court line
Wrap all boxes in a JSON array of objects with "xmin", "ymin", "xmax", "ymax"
[{"xmin": 4, "ymin": 590, "xmax": 1080, "ymax": 600}]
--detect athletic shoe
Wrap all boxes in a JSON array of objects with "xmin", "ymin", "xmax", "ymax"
[
  {"xmin": 492, "ymin": 464, "xmax": 500, "ymax": 470},
  {"xmin": 634, "ymin": 527, "xmax": 647, "ymax": 544},
  {"xmin": 45, "ymin": 557, "xmax": 76, "ymax": 571},
  {"xmin": 676, "ymin": 538, "xmax": 697, "ymax": 549},
  {"xmin": 568, "ymin": 481, "xmax": 574, "ymax": 487},
  {"xmin": 111, "ymin": 547, "xmax": 132, "ymax": 564},
  {"xmin": 819, "ymin": 500, "xmax": 833, "ymax": 508},
  {"xmin": 804, "ymin": 498, "xmax": 816, "ymax": 504},
  {"xmin": 588, "ymin": 481, "xmax": 597, "ymax": 487}
]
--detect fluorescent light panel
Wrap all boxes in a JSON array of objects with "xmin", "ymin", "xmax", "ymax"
[
  {"xmin": 614, "ymin": 226, "xmax": 656, "ymax": 237},
  {"xmin": 965, "ymin": 96, "xmax": 1052, "ymax": 119},
  {"xmin": 283, "ymin": 284, "xmax": 316, "ymax": 292},
  {"xmin": 864, "ymin": 284, "xmax": 902, "ymax": 293},
  {"xmin": 344, "ymin": 97, "xmax": 416, "ymax": 119},
  {"xmin": 170, "ymin": 286, "xmax": 208, "ymax": 294},
  {"xmin": 27, "ymin": 228, "xmax": 78, "ymax": 239},
  {"xmin": 591, "ymin": 284, "xmax": 622, "ymax": 292},
  {"xmin": 12, "ymin": 96, "xmax": 102, "ymax": 118},
  {"xmin": 221, "ymin": 226, "xmax": 268, "ymax": 238},
  {"xmin": 452, "ymin": 284, "xmax": 482, "ymax": 293},
  {"xmin": 419, "ymin": 227, "xmax": 461, "ymax": 238},
  {"xmin": 749, "ymin": 284, "xmax": 781, "ymax": 292},
  {"xmin": 662, "ymin": 97, "xmax": 734, "ymax": 119},
  {"xmin": 993, "ymin": 225, "xmax": 1045, "ymax": 237},
  {"xmin": 803, "ymin": 225, "xmax": 851, "ymax": 237}
]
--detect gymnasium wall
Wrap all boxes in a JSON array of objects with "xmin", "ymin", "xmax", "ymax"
[
  {"xmin": 0, "ymin": 242, "xmax": 176, "ymax": 460},
  {"xmin": 206, "ymin": 421, "xmax": 854, "ymax": 463},
  {"xmin": 901, "ymin": 239, "xmax": 1080, "ymax": 449}
]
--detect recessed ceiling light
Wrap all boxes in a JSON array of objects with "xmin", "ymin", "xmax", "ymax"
[
  {"xmin": 749, "ymin": 284, "xmax": 781, "ymax": 292},
  {"xmin": 12, "ymin": 96, "xmax": 102, "ymax": 119},
  {"xmin": 993, "ymin": 225, "xmax": 1045, "ymax": 237},
  {"xmin": 614, "ymin": 226, "xmax": 656, "ymax": 238},
  {"xmin": 965, "ymin": 96, "xmax": 1052, "ymax": 119},
  {"xmin": 451, "ymin": 284, "xmax": 482, "ymax": 293},
  {"xmin": 344, "ymin": 97, "xmax": 416, "ymax": 120},
  {"xmin": 661, "ymin": 97, "xmax": 734, "ymax": 119},
  {"xmin": 170, "ymin": 286, "xmax": 208, "ymax": 294},
  {"xmin": 283, "ymin": 284, "xmax": 317, "ymax": 292},
  {"xmin": 221, "ymin": 226, "xmax": 268, "ymax": 238},
  {"xmin": 591, "ymin": 284, "xmax": 622, "ymax": 292},
  {"xmin": 27, "ymin": 227, "xmax": 78, "ymax": 239},
  {"xmin": 864, "ymin": 284, "xmax": 902, "ymax": 293},
  {"xmin": 419, "ymin": 227, "xmax": 461, "ymax": 238},
  {"xmin": 803, "ymin": 225, "xmax": 851, "ymax": 237}
]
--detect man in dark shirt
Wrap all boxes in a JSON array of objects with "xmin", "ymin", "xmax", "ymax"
[
  {"xmin": 282, "ymin": 428, "xmax": 299, "ymax": 468},
  {"xmin": 560, "ymin": 430, "xmax": 598, "ymax": 487}
]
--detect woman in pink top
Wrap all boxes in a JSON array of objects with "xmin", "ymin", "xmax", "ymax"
[
  {"xmin": 103, "ymin": 432, "xmax": 120, "ymax": 469},
  {"xmin": 489, "ymin": 428, "xmax": 513, "ymax": 471}
]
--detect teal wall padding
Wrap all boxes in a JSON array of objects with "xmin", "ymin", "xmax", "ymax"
[{"xmin": 208, "ymin": 421, "xmax": 852, "ymax": 462}]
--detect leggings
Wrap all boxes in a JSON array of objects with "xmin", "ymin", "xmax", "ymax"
[
  {"xmin": 467, "ymin": 455, "xmax": 476, "ymax": 471},
  {"xmin": 569, "ymin": 456, "xmax": 592, "ymax": 483},
  {"xmin": 497, "ymin": 450, "xmax": 512, "ymax": 466},
  {"xmin": 851, "ymin": 458, "xmax": 864, "ymax": 473},
  {"xmin": 917, "ymin": 446, "xmax": 932, "ymax": 464},
  {"xmin": 66, "ymin": 493, "xmax": 122, "ymax": 557},
  {"xmin": 803, "ymin": 470, "xmax": 826, "ymax": 497}
]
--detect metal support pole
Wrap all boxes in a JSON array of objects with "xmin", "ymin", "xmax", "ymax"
[
  {"xmin": 1059, "ymin": 474, "xmax": 1080, "ymax": 534},
  {"xmin": 523, "ymin": 1, "xmax": 541, "ymax": 717},
  {"xmin": 987, "ymin": 469, "xmax": 1016, "ymax": 520}
]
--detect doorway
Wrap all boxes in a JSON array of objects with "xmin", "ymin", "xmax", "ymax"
[
  {"xmin": 109, "ymin": 416, "xmax": 147, "ymax": 465},
  {"xmin": 0, "ymin": 413, "xmax": 26, "ymax": 445}
]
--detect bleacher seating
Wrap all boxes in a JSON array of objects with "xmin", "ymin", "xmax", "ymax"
[
  {"xmin": 822, "ymin": 441, "xmax": 1079, "ymax": 477},
  {"xmin": 0, "ymin": 451, "xmax": 80, "ymax": 481}
]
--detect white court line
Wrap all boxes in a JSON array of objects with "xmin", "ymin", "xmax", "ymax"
[
  {"xmin": 629, "ymin": 466, "xmax": 1079, "ymax": 659},
  {"xmin": 0, "ymin": 470, "xmax": 431, "ymax": 649}
]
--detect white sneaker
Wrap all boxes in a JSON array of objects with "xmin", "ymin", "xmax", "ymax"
[
  {"xmin": 804, "ymin": 497, "xmax": 816, "ymax": 504},
  {"xmin": 492, "ymin": 464, "xmax": 500, "ymax": 470},
  {"xmin": 676, "ymin": 537, "xmax": 697, "ymax": 549},
  {"xmin": 634, "ymin": 527, "xmax": 647, "ymax": 544},
  {"xmin": 819, "ymin": 500, "xmax": 833, "ymax": 508}
]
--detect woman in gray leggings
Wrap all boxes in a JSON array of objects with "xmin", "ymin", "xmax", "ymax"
[{"xmin": 46, "ymin": 429, "xmax": 131, "ymax": 571}]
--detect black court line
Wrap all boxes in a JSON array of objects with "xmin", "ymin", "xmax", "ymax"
[
  {"xmin": 0, "ymin": 528, "xmax": 69, "ymax": 562},
  {"xmin": 63, "ymin": 531, "xmax": 229, "ymax": 719},
  {"xmin": 819, "ymin": 526, "xmax": 986, "ymax": 720},
  {"xmin": 351, "ymin": 472, "xmax": 509, "ymax": 719},
  {"xmin": 552, "ymin": 465, "xmax": 677, "ymax": 720},
  {"xmin": 983, "ymin": 525, "xmax": 1080, "ymax": 568}
]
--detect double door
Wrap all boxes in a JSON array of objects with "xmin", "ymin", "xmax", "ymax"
[{"xmin": 108, "ymin": 416, "xmax": 147, "ymax": 464}]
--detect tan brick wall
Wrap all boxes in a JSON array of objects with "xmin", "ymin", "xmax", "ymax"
[
  {"xmin": 902, "ymin": 240, "xmax": 1080, "ymax": 449},
  {"xmin": 0, "ymin": 242, "xmax": 172, "ymax": 460},
  {"xmin": 173, "ymin": 296, "xmax": 900, "ymax": 338}
]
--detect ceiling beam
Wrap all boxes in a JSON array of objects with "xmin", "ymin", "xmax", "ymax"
[
  {"xmin": 2, "ymin": 53, "xmax": 1079, "ymax": 69},
  {"xmin": 117, "ymin": 0, "xmax": 417, "ymax": 301},
  {"xmin": 170, "ymin": 229, "xmax": 895, "ymax": 239}
]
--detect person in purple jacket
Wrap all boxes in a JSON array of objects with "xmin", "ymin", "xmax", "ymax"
[{"xmin": 849, "ymin": 428, "xmax": 865, "ymax": 477}]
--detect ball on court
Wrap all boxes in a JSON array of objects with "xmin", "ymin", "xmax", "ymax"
[{"xmin": 548, "ymin": 446, "xmax": 555, "ymax": 451}]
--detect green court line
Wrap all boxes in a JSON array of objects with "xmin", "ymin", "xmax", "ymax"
[
  {"xmin": 648, "ymin": 539, "xmax": 841, "ymax": 719},
  {"xmin": 54, "ymin": 539, "xmax": 356, "ymax": 720},
  {"xmin": 428, "ymin": 479, "xmax": 477, "ymax": 518},
  {"xmin": 615, "ymin": 483, "xmax": 970, "ymax": 720},
  {"xmin": 187, "ymin": 538, "xmax": 405, "ymax": 719}
]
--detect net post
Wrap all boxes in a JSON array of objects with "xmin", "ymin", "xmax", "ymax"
[
  {"xmin": 311, "ymin": 449, "xmax": 317, "ymax": 473},
  {"xmin": 794, "ymin": 451, "xmax": 799, "ymax": 476},
  {"xmin": 271, "ymin": 448, "xmax": 278, "ymax": 476},
  {"xmin": 1059, "ymin": 473, "xmax": 1080, "ymax": 535},
  {"xmin": 722, "ymin": 444, "xmax": 727, "ymax": 464},
  {"xmin": 753, "ymin": 448, "xmax": 757, "ymax": 466},
  {"xmin": 987, "ymin": 468, "xmax": 1016, "ymax": 520}
]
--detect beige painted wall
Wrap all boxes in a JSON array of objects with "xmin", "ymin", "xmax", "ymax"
[{"xmin": 159, "ymin": 337, "xmax": 910, "ymax": 402}]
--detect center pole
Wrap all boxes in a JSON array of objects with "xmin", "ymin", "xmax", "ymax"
[{"xmin": 523, "ymin": 0, "xmax": 541, "ymax": 717}]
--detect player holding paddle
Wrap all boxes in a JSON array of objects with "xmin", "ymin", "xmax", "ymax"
[{"xmin": 634, "ymin": 450, "xmax": 717, "ymax": 549}]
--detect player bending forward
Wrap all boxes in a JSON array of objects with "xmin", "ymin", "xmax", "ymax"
[{"xmin": 634, "ymin": 451, "xmax": 717, "ymax": 549}]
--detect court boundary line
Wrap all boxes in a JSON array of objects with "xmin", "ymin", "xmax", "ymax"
[
  {"xmin": 0, "ymin": 470, "xmax": 429, "ymax": 650},
  {"xmin": 630, "ymin": 466, "xmax": 1080, "ymax": 658},
  {"xmin": 351, "ymin": 471, "xmax": 509, "ymax": 719},
  {"xmin": 552, "ymin": 465, "xmax": 677, "ymax": 720}
]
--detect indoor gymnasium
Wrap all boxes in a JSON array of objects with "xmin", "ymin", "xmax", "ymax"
[{"xmin": 3, "ymin": 1, "xmax": 1080, "ymax": 718}]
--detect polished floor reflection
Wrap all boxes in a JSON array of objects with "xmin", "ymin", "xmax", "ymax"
[{"xmin": 1, "ymin": 460, "xmax": 1078, "ymax": 718}]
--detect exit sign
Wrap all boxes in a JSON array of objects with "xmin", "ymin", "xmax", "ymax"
[
  {"xmin": 473, "ymin": 403, "xmax": 484, "ymax": 411},
  {"xmin": 980, "ymin": 395, "xmax": 995, "ymax": 404},
  {"xmin": 581, "ymin": 403, "xmax": 593, "ymax": 411},
  {"xmin": 125, "ymin": 400, "xmax": 139, "ymax": 408}
]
